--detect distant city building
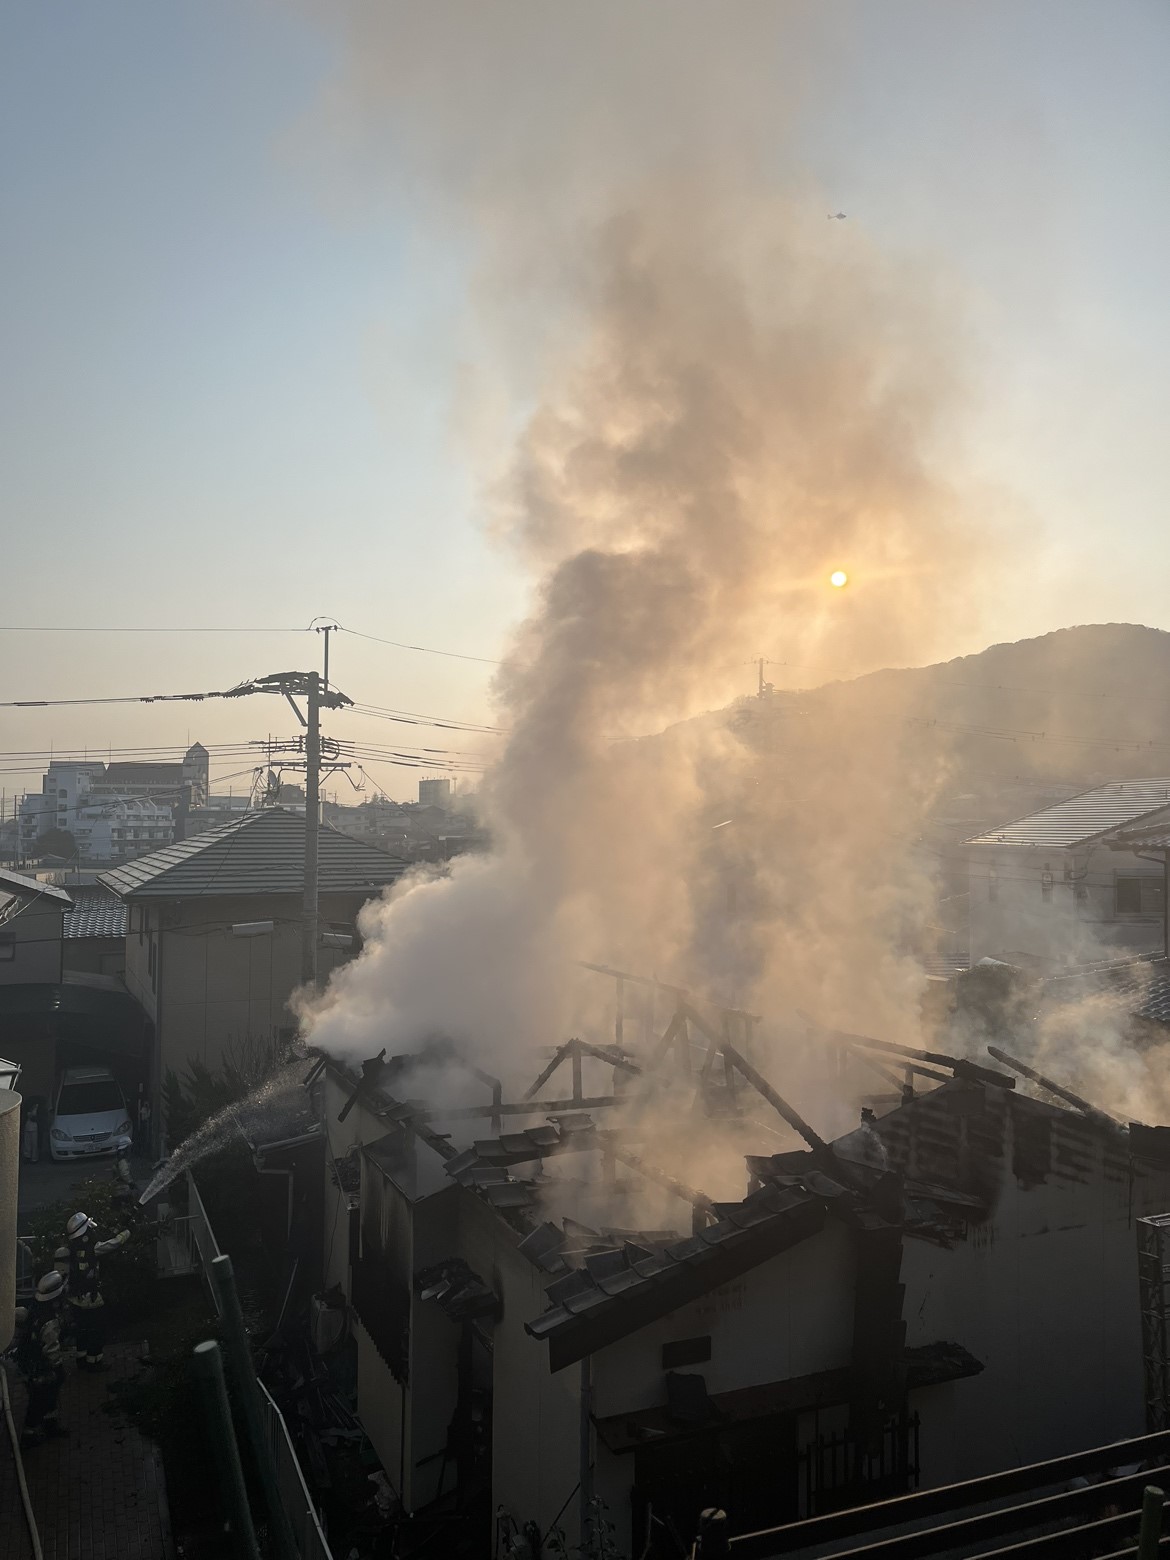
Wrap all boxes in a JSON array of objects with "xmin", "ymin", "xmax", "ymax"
[
  {"xmin": 70, "ymin": 799, "xmax": 173, "ymax": 864},
  {"xmin": 418, "ymin": 777, "xmax": 452, "ymax": 808},
  {"xmin": 18, "ymin": 743, "xmax": 208, "ymax": 862},
  {"xmin": 89, "ymin": 741, "xmax": 209, "ymax": 806}
]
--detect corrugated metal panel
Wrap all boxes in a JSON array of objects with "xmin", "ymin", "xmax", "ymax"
[
  {"xmin": 965, "ymin": 780, "xmax": 1170, "ymax": 849},
  {"xmin": 98, "ymin": 807, "xmax": 406, "ymax": 899}
]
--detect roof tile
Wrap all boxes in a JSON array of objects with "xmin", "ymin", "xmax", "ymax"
[{"xmin": 98, "ymin": 808, "xmax": 406, "ymax": 900}]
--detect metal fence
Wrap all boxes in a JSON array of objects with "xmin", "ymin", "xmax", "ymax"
[
  {"xmin": 177, "ymin": 1171, "xmax": 334, "ymax": 1560},
  {"xmin": 158, "ymin": 1171, "xmax": 224, "ymax": 1291},
  {"xmin": 260, "ymin": 1380, "xmax": 334, "ymax": 1560}
]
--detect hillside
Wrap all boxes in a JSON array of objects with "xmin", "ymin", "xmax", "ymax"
[{"xmin": 738, "ymin": 623, "xmax": 1170, "ymax": 811}]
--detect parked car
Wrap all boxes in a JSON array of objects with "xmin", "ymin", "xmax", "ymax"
[{"xmin": 49, "ymin": 1066, "xmax": 133, "ymax": 1162}]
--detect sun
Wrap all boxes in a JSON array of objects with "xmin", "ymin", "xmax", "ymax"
[{"xmin": 829, "ymin": 570, "xmax": 848, "ymax": 588}]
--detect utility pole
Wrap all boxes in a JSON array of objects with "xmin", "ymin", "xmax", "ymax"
[
  {"xmin": 302, "ymin": 669, "xmax": 321, "ymax": 987},
  {"xmin": 233, "ymin": 670, "xmax": 351, "ymax": 991},
  {"xmin": 758, "ymin": 657, "xmax": 765, "ymax": 698}
]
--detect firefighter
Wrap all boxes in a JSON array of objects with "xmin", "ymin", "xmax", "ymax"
[
  {"xmin": 65, "ymin": 1211, "xmax": 130, "ymax": 1370},
  {"xmin": 51, "ymin": 1245, "xmax": 74, "ymax": 1348},
  {"xmin": 17, "ymin": 1272, "xmax": 66, "ymax": 1449}
]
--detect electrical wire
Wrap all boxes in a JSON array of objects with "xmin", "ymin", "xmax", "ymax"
[
  {"xmin": 334, "ymin": 624, "xmax": 499, "ymax": 665},
  {"xmin": 0, "ymin": 624, "xmax": 309, "ymax": 635}
]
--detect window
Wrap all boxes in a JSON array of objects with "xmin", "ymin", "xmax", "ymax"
[
  {"xmin": 662, "ymin": 1335, "xmax": 712, "ymax": 1370},
  {"xmin": 1116, "ymin": 876, "xmax": 1165, "ymax": 916},
  {"xmin": 57, "ymin": 1081, "xmax": 125, "ymax": 1114}
]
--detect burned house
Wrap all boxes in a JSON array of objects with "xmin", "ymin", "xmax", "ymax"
[{"xmin": 305, "ymin": 980, "xmax": 1170, "ymax": 1558}]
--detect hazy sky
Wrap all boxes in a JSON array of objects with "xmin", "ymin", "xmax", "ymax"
[{"xmin": 1, "ymin": 1, "xmax": 1167, "ymax": 798}]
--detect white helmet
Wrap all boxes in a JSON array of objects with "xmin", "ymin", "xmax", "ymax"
[
  {"xmin": 66, "ymin": 1211, "xmax": 93, "ymax": 1240},
  {"xmin": 53, "ymin": 1246, "xmax": 70, "ymax": 1263},
  {"xmin": 36, "ymin": 1271, "xmax": 65, "ymax": 1299}
]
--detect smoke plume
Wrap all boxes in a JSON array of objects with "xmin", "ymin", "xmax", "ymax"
[{"xmin": 299, "ymin": 4, "xmax": 1000, "ymax": 1092}]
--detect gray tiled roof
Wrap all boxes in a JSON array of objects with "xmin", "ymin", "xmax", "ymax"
[
  {"xmin": 524, "ymin": 1180, "xmax": 831, "ymax": 1370},
  {"xmin": 1042, "ymin": 956, "xmax": 1170, "ymax": 1028},
  {"xmin": 965, "ymin": 780, "xmax": 1170, "ymax": 849},
  {"xmin": 63, "ymin": 891, "xmax": 128, "ymax": 939},
  {"xmin": 1114, "ymin": 823, "xmax": 1170, "ymax": 852},
  {"xmin": 98, "ymin": 808, "xmax": 407, "ymax": 900}
]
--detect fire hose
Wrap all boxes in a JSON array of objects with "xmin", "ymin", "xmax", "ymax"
[{"xmin": 1, "ymin": 1360, "xmax": 44, "ymax": 1559}]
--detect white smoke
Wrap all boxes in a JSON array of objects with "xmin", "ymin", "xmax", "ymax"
[{"xmin": 298, "ymin": 4, "xmax": 1003, "ymax": 1091}]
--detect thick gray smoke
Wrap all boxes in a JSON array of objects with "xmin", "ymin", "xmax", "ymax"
[{"xmin": 299, "ymin": 4, "xmax": 999, "ymax": 1082}]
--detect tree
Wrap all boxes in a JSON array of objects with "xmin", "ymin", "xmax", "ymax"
[{"xmin": 35, "ymin": 826, "xmax": 77, "ymax": 860}]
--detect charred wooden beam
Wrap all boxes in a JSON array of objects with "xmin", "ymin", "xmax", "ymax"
[
  {"xmin": 523, "ymin": 1040, "xmax": 578, "ymax": 1101},
  {"xmin": 602, "ymin": 1139, "xmax": 718, "ymax": 1220},
  {"xmin": 337, "ymin": 1048, "xmax": 386, "ymax": 1122},
  {"xmin": 987, "ymin": 1044, "xmax": 1122, "ymax": 1128},
  {"xmin": 718, "ymin": 1038, "xmax": 830, "ymax": 1157},
  {"xmin": 813, "ymin": 1023, "xmax": 1015, "ymax": 1091},
  {"xmin": 423, "ymin": 1095, "xmax": 618, "ymax": 1121}
]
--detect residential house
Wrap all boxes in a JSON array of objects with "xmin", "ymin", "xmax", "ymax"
[
  {"xmin": 62, "ymin": 887, "xmax": 129, "ymax": 979},
  {"xmin": 0, "ymin": 867, "xmax": 147, "ymax": 1113},
  {"xmin": 964, "ymin": 779, "xmax": 1170, "ymax": 968},
  {"xmin": 100, "ymin": 808, "xmax": 406, "ymax": 1140},
  {"xmin": 0, "ymin": 866, "xmax": 72, "ymax": 985},
  {"xmin": 312, "ymin": 1021, "xmax": 1170, "ymax": 1557}
]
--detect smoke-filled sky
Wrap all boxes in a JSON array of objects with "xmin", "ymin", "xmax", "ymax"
[{"xmin": 1, "ymin": 0, "xmax": 1167, "ymax": 794}]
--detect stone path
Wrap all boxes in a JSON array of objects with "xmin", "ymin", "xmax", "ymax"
[{"xmin": 1, "ymin": 1339, "xmax": 174, "ymax": 1559}]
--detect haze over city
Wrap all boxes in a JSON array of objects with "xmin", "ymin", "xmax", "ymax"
[
  {"xmin": 2, "ymin": 0, "xmax": 1168, "ymax": 787},
  {"xmin": 4, "ymin": 7, "xmax": 1170, "ymax": 1560}
]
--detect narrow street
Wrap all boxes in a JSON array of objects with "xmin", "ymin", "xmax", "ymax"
[{"xmin": 1, "ymin": 1339, "xmax": 175, "ymax": 1559}]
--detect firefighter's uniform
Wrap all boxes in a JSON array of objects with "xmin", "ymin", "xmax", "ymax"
[
  {"xmin": 18, "ymin": 1281, "xmax": 65, "ymax": 1447},
  {"xmin": 66, "ymin": 1214, "xmax": 129, "ymax": 1370}
]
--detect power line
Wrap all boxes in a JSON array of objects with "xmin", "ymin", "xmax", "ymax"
[
  {"xmin": 348, "ymin": 702, "xmax": 505, "ymax": 735},
  {"xmin": 0, "ymin": 617, "xmax": 502, "ymax": 665},
  {"xmin": 335, "ymin": 625, "xmax": 499, "ymax": 666},
  {"xmin": 0, "ymin": 624, "xmax": 310, "ymax": 635}
]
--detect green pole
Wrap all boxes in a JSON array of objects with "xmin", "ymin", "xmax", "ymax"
[
  {"xmin": 192, "ymin": 1340, "xmax": 262, "ymax": 1560},
  {"xmin": 1139, "ymin": 1484, "xmax": 1165, "ymax": 1560},
  {"xmin": 210, "ymin": 1252, "xmax": 300, "ymax": 1560}
]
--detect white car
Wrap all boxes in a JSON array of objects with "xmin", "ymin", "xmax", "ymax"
[{"xmin": 49, "ymin": 1067, "xmax": 133, "ymax": 1162}]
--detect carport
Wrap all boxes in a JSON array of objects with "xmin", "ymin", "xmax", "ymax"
[{"xmin": 0, "ymin": 976, "xmax": 152, "ymax": 1155}]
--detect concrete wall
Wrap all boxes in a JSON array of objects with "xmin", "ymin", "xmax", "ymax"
[
  {"xmin": 0, "ymin": 904, "xmax": 64, "ymax": 985},
  {"xmin": 0, "ymin": 1091, "xmax": 20, "ymax": 1351},
  {"xmin": 968, "ymin": 843, "xmax": 1165, "ymax": 966},
  {"xmin": 457, "ymin": 1194, "xmax": 581, "ymax": 1543}
]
